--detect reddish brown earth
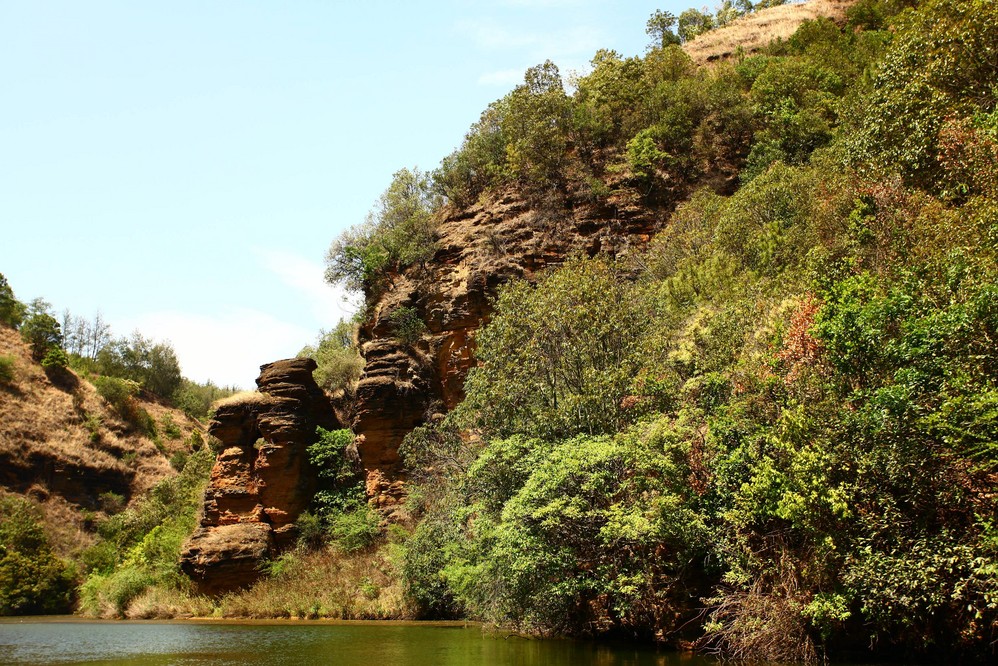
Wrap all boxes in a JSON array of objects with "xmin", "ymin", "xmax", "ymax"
[{"xmin": 179, "ymin": 357, "xmax": 343, "ymax": 594}]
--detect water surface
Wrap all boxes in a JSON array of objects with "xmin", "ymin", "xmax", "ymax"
[{"xmin": 0, "ymin": 618, "xmax": 718, "ymax": 666}]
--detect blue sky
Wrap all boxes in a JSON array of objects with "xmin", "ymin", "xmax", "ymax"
[{"xmin": 1, "ymin": 0, "xmax": 687, "ymax": 388}]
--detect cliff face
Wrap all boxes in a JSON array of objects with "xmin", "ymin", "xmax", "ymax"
[
  {"xmin": 179, "ymin": 358, "xmax": 341, "ymax": 594},
  {"xmin": 350, "ymin": 188, "xmax": 666, "ymax": 492}
]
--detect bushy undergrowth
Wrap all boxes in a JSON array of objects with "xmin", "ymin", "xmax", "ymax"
[
  {"xmin": 78, "ymin": 447, "xmax": 214, "ymax": 617},
  {"xmin": 394, "ymin": 2, "xmax": 998, "ymax": 660},
  {"xmin": 302, "ymin": 427, "xmax": 381, "ymax": 554},
  {"xmin": 0, "ymin": 354, "xmax": 14, "ymax": 384},
  {"xmin": 0, "ymin": 495, "xmax": 77, "ymax": 615}
]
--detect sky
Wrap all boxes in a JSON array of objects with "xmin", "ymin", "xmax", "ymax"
[{"xmin": 0, "ymin": 0, "xmax": 689, "ymax": 389}]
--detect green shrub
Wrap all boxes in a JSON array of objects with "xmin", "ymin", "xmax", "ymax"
[
  {"xmin": 386, "ymin": 306, "xmax": 426, "ymax": 347},
  {"xmin": 297, "ymin": 321, "xmax": 363, "ymax": 393},
  {"xmin": 327, "ymin": 504, "xmax": 381, "ymax": 553},
  {"xmin": 160, "ymin": 414, "xmax": 182, "ymax": 440},
  {"xmin": 41, "ymin": 347, "xmax": 69, "ymax": 370},
  {"xmin": 93, "ymin": 375, "xmax": 140, "ymax": 415},
  {"xmin": 0, "ymin": 354, "xmax": 14, "ymax": 384},
  {"xmin": 79, "ymin": 567, "xmax": 155, "ymax": 617},
  {"xmin": 0, "ymin": 495, "xmax": 76, "ymax": 615},
  {"xmin": 98, "ymin": 491, "xmax": 126, "ymax": 514},
  {"xmin": 169, "ymin": 450, "xmax": 188, "ymax": 472}
]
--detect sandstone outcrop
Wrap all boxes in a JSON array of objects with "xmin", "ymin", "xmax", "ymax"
[
  {"xmin": 180, "ymin": 357, "xmax": 340, "ymax": 594},
  {"xmin": 350, "ymin": 188, "xmax": 663, "ymax": 495}
]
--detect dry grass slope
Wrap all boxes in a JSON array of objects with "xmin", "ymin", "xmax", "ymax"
[
  {"xmin": 684, "ymin": 0, "xmax": 857, "ymax": 65},
  {"xmin": 122, "ymin": 545, "xmax": 408, "ymax": 620},
  {"xmin": 0, "ymin": 325, "xmax": 202, "ymax": 558}
]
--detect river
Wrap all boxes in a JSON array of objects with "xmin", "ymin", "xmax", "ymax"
[{"xmin": 0, "ymin": 618, "xmax": 720, "ymax": 665}]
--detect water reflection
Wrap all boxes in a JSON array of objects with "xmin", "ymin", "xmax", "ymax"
[{"xmin": 0, "ymin": 619, "xmax": 717, "ymax": 666}]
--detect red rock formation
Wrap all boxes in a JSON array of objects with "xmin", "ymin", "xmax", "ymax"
[
  {"xmin": 180, "ymin": 357, "xmax": 340, "ymax": 594},
  {"xmin": 350, "ymin": 187, "xmax": 664, "ymax": 501}
]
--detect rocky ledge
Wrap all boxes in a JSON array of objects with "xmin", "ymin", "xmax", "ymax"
[{"xmin": 179, "ymin": 357, "xmax": 340, "ymax": 594}]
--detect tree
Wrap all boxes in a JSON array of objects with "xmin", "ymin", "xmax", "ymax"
[
  {"xmin": 501, "ymin": 61, "xmax": 573, "ymax": 186},
  {"xmin": 459, "ymin": 257, "xmax": 644, "ymax": 440},
  {"xmin": 20, "ymin": 313, "xmax": 62, "ymax": 362},
  {"xmin": 96, "ymin": 332, "xmax": 182, "ymax": 399},
  {"xmin": 0, "ymin": 273, "xmax": 25, "ymax": 329},
  {"xmin": 325, "ymin": 167, "xmax": 438, "ymax": 295},
  {"xmin": 0, "ymin": 496, "xmax": 75, "ymax": 615},
  {"xmin": 646, "ymin": 9, "xmax": 681, "ymax": 47},
  {"xmin": 715, "ymin": 0, "xmax": 747, "ymax": 27},
  {"xmin": 678, "ymin": 8, "xmax": 715, "ymax": 43}
]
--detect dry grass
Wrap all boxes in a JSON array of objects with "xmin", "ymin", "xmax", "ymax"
[
  {"xmin": 119, "ymin": 543, "xmax": 411, "ymax": 621},
  {"xmin": 684, "ymin": 0, "xmax": 857, "ymax": 66},
  {"xmin": 0, "ymin": 325, "xmax": 201, "ymax": 545},
  {"xmin": 125, "ymin": 586, "xmax": 217, "ymax": 620},
  {"xmin": 212, "ymin": 390, "xmax": 271, "ymax": 409},
  {"xmin": 216, "ymin": 546, "xmax": 409, "ymax": 620}
]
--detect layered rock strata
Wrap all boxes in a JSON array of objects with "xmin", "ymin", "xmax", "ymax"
[
  {"xmin": 179, "ymin": 358, "xmax": 340, "ymax": 594},
  {"xmin": 351, "ymin": 188, "xmax": 663, "ymax": 492}
]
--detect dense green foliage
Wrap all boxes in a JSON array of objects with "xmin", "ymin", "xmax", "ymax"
[
  {"xmin": 92, "ymin": 333, "xmax": 183, "ymax": 399},
  {"xmin": 0, "ymin": 495, "xmax": 76, "ymax": 615},
  {"xmin": 299, "ymin": 428, "xmax": 380, "ymax": 554},
  {"xmin": 297, "ymin": 320, "xmax": 364, "ymax": 393},
  {"xmin": 79, "ymin": 447, "xmax": 214, "ymax": 616},
  {"xmin": 171, "ymin": 378, "xmax": 239, "ymax": 420},
  {"xmin": 395, "ymin": 1, "xmax": 998, "ymax": 661}
]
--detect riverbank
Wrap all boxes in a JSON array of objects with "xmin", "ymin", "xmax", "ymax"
[{"xmin": 1, "ymin": 618, "xmax": 702, "ymax": 666}]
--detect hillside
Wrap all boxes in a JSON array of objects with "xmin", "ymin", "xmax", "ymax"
[
  {"xmin": 684, "ymin": 0, "xmax": 857, "ymax": 65},
  {"xmin": 6, "ymin": 0, "xmax": 996, "ymax": 661},
  {"xmin": 0, "ymin": 324, "xmax": 201, "ymax": 558},
  {"xmin": 318, "ymin": 0, "xmax": 998, "ymax": 661}
]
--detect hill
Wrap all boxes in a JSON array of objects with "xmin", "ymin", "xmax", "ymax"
[
  {"xmin": 14, "ymin": 1, "xmax": 997, "ymax": 661},
  {"xmin": 0, "ymin": 324, "xmax": 201, "ymax": 559},
  {"xmin": 684, "ymin": 0, "xmax": 857, "ymax": 65}
]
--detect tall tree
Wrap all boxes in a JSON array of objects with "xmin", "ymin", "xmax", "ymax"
[
  {"xmin": 646, "ymin": 9, "xmax": 681, "ymax": 47},
  {"xmin": 0, "ymin": 273, "xmax": 25, "ymax": 328}
]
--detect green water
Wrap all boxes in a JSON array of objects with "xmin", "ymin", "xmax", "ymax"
[{"xmin": 0, "ymin": 618, "xmax": 719, "ymax": 666}]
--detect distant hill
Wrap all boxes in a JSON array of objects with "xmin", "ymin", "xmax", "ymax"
[{"xmin": 684, "ymin": 0, "xmax": 857, "ymax": 64}]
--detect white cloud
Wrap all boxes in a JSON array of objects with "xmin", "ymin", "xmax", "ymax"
[
  {"xmin": 254, "ymin": 247, "xmax": 360, "ymax": 327},
  {"xmin": 456, "ymin": 18, "xmax": 603, "ymax": 86},
  {"xmin": 112, "ymin": 249, "xmax": 362, "ymax": 389},
  {"xmin": 117, "ymin": 307, "xmax": 312, "ymax": 390}
]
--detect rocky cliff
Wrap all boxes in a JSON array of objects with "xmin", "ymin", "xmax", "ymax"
[
  {"xmin": 349, "ymin": 187, "xmax": 668, "ymax": 496},
  {"xmin": 179, "ymin": 357, "xmax": 341, "ymax": 594}
]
